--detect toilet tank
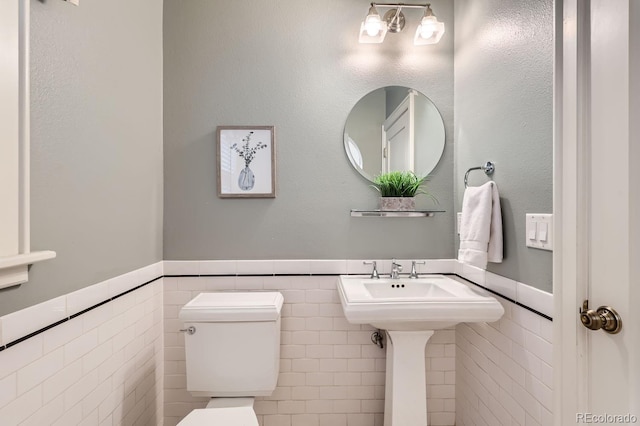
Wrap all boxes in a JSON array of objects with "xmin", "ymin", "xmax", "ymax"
[{"xmin": 179, "ymin": 292, "xmax": 284, "ymax": 397}]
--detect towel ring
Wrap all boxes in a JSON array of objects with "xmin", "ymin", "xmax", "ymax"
[{"xmin": 464, "ymin": 161, "xmax": 495, "ymax": 188}]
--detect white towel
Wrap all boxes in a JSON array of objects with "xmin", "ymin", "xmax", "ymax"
[{"xmin": 458, "ymin": 181, "xmax": 503, "ymax": 268}]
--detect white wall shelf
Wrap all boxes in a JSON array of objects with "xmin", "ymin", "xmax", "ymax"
[
  {"xmin": 0, "ymin": 251, "xmax": 57, "ymax": 289},
  {"xmin": 350, "ymin": 210, "xmax": 445, "ymax": 217}
]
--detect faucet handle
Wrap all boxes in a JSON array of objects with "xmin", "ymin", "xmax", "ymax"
[
  {"xmin": 390, "ymin": 259, "xmax": 403, "ymax": 279},
  {"xmin": 409, "ymin": 261, "xmax": 426, "ymax": 279},
  {"xmin": 363, "ymin": 261, "xmax": 380, "ymax": 279}
]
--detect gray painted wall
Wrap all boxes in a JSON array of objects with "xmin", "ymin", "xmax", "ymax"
[
  {"xmin": 454, "ymin": 0, "xmax": 554, "ymax": 292},
  {"xmin": 0, "ymin": 0, "xmax": 164, "ymax": 316},
  {"xmin": 163, "ymin": 0, "xmax": 455, "ymax": 261},
  {"xmin": 0, "ymin": 0, "xmax": 553, "ymax": 317}
]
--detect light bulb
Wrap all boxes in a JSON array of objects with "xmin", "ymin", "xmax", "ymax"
[
  {"xmin": 418, "ymin": 17, "xmax": 437, "ymax": 40},
  {"xmin": 358, "ymin": 4, "xmax": 388, "ymax": 43},
  {"xmin": 364, "ymin": 13, "xmax": 383, "ymax": 36},
  {"xmin": 414, "ymin": 8, "xmax": 445, "ymax": 45}
]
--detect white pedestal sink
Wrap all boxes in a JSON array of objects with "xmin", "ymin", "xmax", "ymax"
[{"xmin": 337, "ymin": 274, "xmax": 504, "ymax": 425}]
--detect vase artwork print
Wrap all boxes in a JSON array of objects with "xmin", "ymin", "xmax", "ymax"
[
  {"xmin": 232, "ymin": 131, "xmax": 266, "ymax": 190},
  {"xmin": 217, "ymin": 126, "xmax": 276, "ymax": 198}
]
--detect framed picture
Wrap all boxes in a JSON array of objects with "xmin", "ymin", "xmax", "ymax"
[{"xmin": 217, "ymin": 126, "xmax": 276, "ymax": 198}]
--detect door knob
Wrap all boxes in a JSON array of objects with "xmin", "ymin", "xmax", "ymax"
[{"xmin": 579, "ymin": 300, "xmax": 622, "ymax": 334}]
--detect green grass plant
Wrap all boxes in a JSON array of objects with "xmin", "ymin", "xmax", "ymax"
[{"xmin": 372, "ymin": 171, "xmax": 433, "ymax": 198}]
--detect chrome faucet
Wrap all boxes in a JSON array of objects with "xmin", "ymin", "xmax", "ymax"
[
  {"xmin": 363, "ymin": 261, "xmax": 380, "ymax": 279},
  {"xmin": 409, "ymin": 261, "xmax": 426, "ymax": 279},
  {"xmin": 390, "ymin": 259, "xmax": 403, "ymax": 279}
]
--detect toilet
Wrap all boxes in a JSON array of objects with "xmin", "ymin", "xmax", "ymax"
[{"xmin": 177, "ymin": 291, "xmax": 284, "ymax": 425}]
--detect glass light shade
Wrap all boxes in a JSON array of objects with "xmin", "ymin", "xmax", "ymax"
[
  {"xmin": 359, "ymin": 21, "xmax": 388, "ymax": 43},
  {"xmin": 414, "ymin": 16, "xmax": 445, "ymax": 45},
  {"xmin": 359, "ymin": 6, "xmax": 387, "ymax": 43},
  {"xmin": 365, "ymin": 13, "xmax": 383, "ymax": 36}
]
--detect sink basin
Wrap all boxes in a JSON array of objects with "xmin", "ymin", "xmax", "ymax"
[
  {"xmin": 338, "ymin": 274, "xmax": 504, "ymax": 425},
  {"xmin": 337, "ymin": 274, "xmax": 504, "ymax": 330},
  {"xmin": 364, "ymin": 280, "xmax": 454, "ymax": 299}
]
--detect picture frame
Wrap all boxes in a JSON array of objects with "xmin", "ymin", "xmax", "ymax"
[{"xmin": 216, "ymin": 126, "xmax": 276, "ymax": 198}]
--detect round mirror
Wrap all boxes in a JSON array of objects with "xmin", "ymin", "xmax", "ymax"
[{"xmin": 343, "ymin": 86, "xmax": 445, "ymax": 182}]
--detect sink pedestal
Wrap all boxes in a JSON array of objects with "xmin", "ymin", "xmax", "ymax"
[{"xmin": 383, "ymin": 330, "xmax": 434, "ymax": 426}]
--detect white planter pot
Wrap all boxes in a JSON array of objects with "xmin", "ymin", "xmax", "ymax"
[{"xmin": 379, "ymin": 197, "xmax": 416, "ymax": 211}]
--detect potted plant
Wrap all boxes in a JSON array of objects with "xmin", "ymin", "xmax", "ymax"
[{"xmin": 372, "ymin": 171, "xmax": 435, "ymax": 211}]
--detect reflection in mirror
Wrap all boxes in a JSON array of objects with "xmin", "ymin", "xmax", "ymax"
[{"xmin": 344, "ymin": 86, "xmax": 445, "ymax": 182}]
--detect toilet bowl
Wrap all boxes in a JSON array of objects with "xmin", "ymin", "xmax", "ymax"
[{"xmin": 177, "ymin": 292, "xmax": 284, "ymax": 425}]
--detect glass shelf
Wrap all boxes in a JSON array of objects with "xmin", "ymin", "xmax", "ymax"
[{"xmin": 350, "ymin": 210, "xmax": 445, "ymax": 217}]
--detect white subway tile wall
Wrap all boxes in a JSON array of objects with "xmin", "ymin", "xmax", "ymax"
[
  {"xmin": 455, "ymin": 298, "xmax": 553, "ymax": 426},
  {"xmin": 0, "ymin": 274, "xmax": 164, "ymax": 426},
  {"xmin": 0, "ymin": 259, "xmax": 553, "ymax": 426},
  {"xmin": 515, "ymin": 282, "xmax": 554, "ymax": 318},
  {"xmin": 163, "ymin": 275, "xmax": 457, "ymax": 426},
  {"xmin": 0, "ymin": 296, "xmax": 67, "ymax": 344}
]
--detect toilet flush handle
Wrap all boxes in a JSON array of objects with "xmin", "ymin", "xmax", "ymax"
[{"xmin": 180, "ymin": 326, "xmax": 196, "ymax": 335}]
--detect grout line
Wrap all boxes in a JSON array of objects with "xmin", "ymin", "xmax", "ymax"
[
  {"xmin": 68, "ymin": 298, "xmax": 112, "ymax": 320},
  {"xmin": 3, "ymin": 317, "xmax": 69, "ymax": 350}
]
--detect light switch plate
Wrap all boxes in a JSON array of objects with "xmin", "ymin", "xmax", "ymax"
[{"xmin": 526, "ymin": 214, "xmax": 553, "ymax": 251}]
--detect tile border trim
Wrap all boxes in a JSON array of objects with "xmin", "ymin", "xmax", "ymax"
[
  {"xmin": 0, "ymin": 276, "xmax": 162, "ymax": 352},
  {"xmin": 452, "ymin": 274, "xmax": 553, "ymax": 321},
  {"xmin": 0, "ymin": 259, "xmax": 552, "ymax": 350}
]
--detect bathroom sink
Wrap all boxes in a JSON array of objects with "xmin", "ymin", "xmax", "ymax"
[
  {"xmin": 338, "ymin": 274, "xmax": 504, "ymax": 425},
  {"xmin": 337, "ymin": 274, "xmax": 504, "ymax": 331}
]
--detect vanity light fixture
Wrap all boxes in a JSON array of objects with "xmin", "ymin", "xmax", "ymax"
[{"xmin": 358, "ymin": 2, "xmax": 445, "ymax": 45}]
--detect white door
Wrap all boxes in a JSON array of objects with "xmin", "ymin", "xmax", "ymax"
[
  {"xmin": 556, "ymin": 0, "xmax": 639, "ymax": 424},
  {"xmin": 382, "ymin": 92, "xmax": 415, "ymax": 173}
]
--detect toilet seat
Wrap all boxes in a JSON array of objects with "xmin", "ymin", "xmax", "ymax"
[{"xmin": 177, "ymin": 407, "xmax": 258, "ymax": 426}]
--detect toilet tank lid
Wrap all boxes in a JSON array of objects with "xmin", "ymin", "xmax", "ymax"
[{"xmin": 179, "ymin": 292, "xmax": 284, "ymax": 322}]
